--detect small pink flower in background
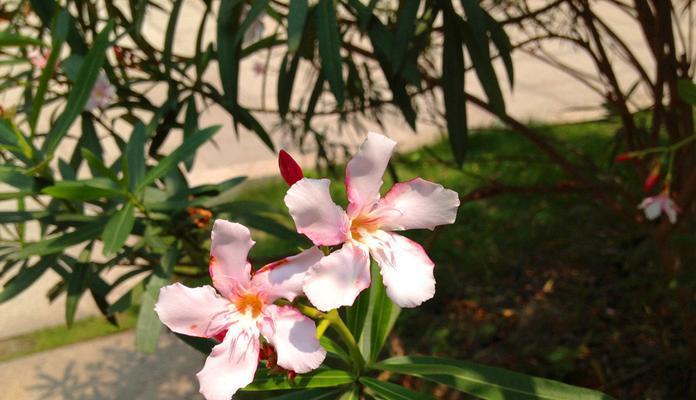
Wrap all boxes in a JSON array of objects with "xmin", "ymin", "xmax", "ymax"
[
  {"xmin": 85, "ymin": 72, "xmax": 116, "ymax": 112},
  {"xmin": 284, "ymin": 132, "xmax": 460, "ymax": 311},
  {"xmin": 28, "ymin": 48, "xmax": 50, "ymax": 69},
  {"xmin": 639, "ymin": 193, "xmax": 680, "ymax": 224},
  {"xmin": 253, "ymin": 61, "xmax": 266, "ymax": 75},
  {"xmin": 155, "ymin": 221, "xmax": 326, "ymax": 400}
]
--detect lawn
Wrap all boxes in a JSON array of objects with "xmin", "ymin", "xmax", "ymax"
[{"xmin": 0, "ymin": 118, "xmax": 683, "ymax": 398}]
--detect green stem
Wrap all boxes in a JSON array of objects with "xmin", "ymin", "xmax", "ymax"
[
  {"xmin": 325, "ymin": 309, "xmax": 365, "ymax": 375},
  {"xmin": 280, "ymin": 300, "xmax": 366, "ymax": 375}
]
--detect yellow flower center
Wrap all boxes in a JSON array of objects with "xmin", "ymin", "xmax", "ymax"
[
  {"xmin": 235, "ymin": 293, "xmax": 264, "ymax": 318},
  {"xmin": 350, "ymin": 214, "xmax": 381, "ymax": 242}
]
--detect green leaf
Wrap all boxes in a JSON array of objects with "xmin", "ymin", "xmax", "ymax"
[
  {"xmin": 234, "ymin": 106, "xmax": 275, "ymax": 150},
  {"xmin": 0, "ymin": 166, "xmax": 34, "ymax": 190},
  {"xmin": 0, "ymin": 258, "xmax": 52, "ymax": 303},
  {"xmin": 360, "ymin": 377, "xmax": 435, "ymax": 400},
  {"xmin": 0, "ymin": 31, "xmax": 43, "ymax": 47},
  {"xmin": 373, "ymin": 356, "xmax": 616, "ymax": 400},
  {"xmin": 101, "ymin": 202, "xmax": 135, "ymax": 257},
  {"xmin": 0, "ymin": 211, "xmax": 49, "ymax": 223},
  {"xmin": 287, "ymin": 0, "xmax": 309, "ymax": 53},
  {"xmin": 320, "ymin": 335, "xmax": 350, "ymax": 363},
  {"xmin": 217, "ymin": 0, "xmax": 245, "ymax": 108},
  {"xmin": 29, "ymin": 9, "xmax": 70, "ymax": 133},
  {"xmin": 42, "ymin": 20, "xmax": 113, "ymax": 155},
  {"xmin": 174, "ymin": 333, "xmax": 217, "ymax": 354},
  {"xmin": 243, "ymin": 368, "xmax": 354, "ymax": 391},
  {"xmin": 135, "ymin": 274, "xmax": 168, "ymax": 353},
  {"xmin": 441, "ymin": 3, "xmax": 468, "ymax": 165},
  {"xmin": 182, "ymin": 97, "xmax": 198, "ymax": 170},
  {"xmin": 390, "ymin": 1, "xmax": 420, "ymax": 75},
  {"xmin": 338, "ymin": 386, "xmax": 360, "ymax": 400},
  {"xmin": 278, "ymin": 51, "xmax": 301, "ymax": 118},
  {"xmin": 42, "ymin": 178, "xmax": 124, "ymax": 200},
  {"xmin": 358, "ymin": 262, "xmax": 400, "ymax": 364},
  {"xmin": 124, "ymin": 122, "xmax": 147, "ymax": 192},
  {"xmin": 266, "ymin": 388, "xmax": 343, "ymax": 400},
  {"xmin": 316, "ymin": 0, "xmax": 344, "ymax": 107},
  {"xmin": 65, "ymin": 263, "xmax": 89, "ymax": 326},
  {"xmin": 459, "ymin": 1, "xmax": 505, "ymax": 116},
  {"xmin": 10, "ymin": 223, "xmax": 103, "ymax": 260},
  {"xmin": 677, "ymin": 79, "xmax": 696, "ymax": 104},
  {"xmin": 136, "ymin": 248, "xmax": 178, "ymax": 353},
  {"xmin": 82, "ymin": 148, "xmax": 119, "ymax": 182},
  {"xmin": 136, "ymin": 125, "xmax": 220, "ymax": 192},
  {"xmin": 483, "ymin": 10, "xmax": 513, "ymax": 88}
]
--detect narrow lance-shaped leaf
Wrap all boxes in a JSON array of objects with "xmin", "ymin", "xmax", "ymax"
[
  {"xmin": 101, "ymin": 202, "xmax": 135, "ymax": 257},
  {"xmin": 243, "ymin": 368, "xmax": 354, "ymax": 391},
  {"xmin": 316, "ymin": 0, "xmax": 344, "ymax": 107},
  {"xmin": 65, "ymin": 262, "xmax": 89, "ymax": 327},
  {"xmin": 0, "ymin": 258, "xmax": 53, "ymax": 303},
  {"xmin": 287, "ymin": 0, "xmax": 309, "ymax": 53},
  {"xmin": 441, "ymin": 2, "xmax": 468, "ymax": 165},
  {"xmin": 136, "ymin": 125, "xmax": 220, "ymax": 193},
  {"xmin": 136, "ymin": 248, "xmax": 178, "ymax": 353},
  {"xmin": 390, "ymin": 0, "xmax": 420, "ymax": 75},
  {"xmin": 10, "ymin": 222, "xmax": 103, "ymax": 260},
  {"xmin": 373, "ymin": 356, "xmax": 616, "ymax": 400},
  {"xmin": 358, "ymin": 262, "xmax": 400, "ymax": 364},
  {"xmin": 124, "ymin": 122, "xmax": 147, "ymax": 192},
  {"xmin": 459, "ymin": 0, "xmax": 505, "ymax": 116},
  {"xmin": 0, "ymin": 31, "xmax": 43, "ymax": 47},
  {"xmin": 42, "ymin": 20, "xmax": 114, "ymax": 155},
  {"xmin": 29, "ymin": 9, "xmax": 70, "ymax": 133},
  {"xmin": 360, "ymin": 377, "xmax": 435, "ymax": 400}
]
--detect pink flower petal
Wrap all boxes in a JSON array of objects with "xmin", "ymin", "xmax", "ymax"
[
  {"xmin": 376, "ymin": 178, "xmax": 460, "ymax": 231},
  {"xmin": 370, "ymin": 232, "xmax": 435, "ymax": 308},
  {"xmin": 155, "ymin": 283, "xmax": 230, "ymax": 338},
  {"xmin": 345, "ymin": 132, "xmax": 396, "ymax": 217},
  {"xmin": 210, "ymin": 220, "xmax": 254, "ymax": 298},
  {"xmin": 302, "ymin": 243, "xmax": 371, "ymax": 311},
  {"xmin": 252, "ymin": 247, "xmax": 324, "ymax": 302},
  {"xmin": 260, "ymin": 305, "xmax": 326, "ymax": 373},
  {"xmin": 284, "ymin": 178, "xmax": 350, "ymax": 246},
  {"xmin": 196, "ymin": 325, "xmax": 259, "ymax": 400}
]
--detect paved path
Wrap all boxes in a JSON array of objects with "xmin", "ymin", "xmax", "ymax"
[{"xmin": 0, "ymin": 331, "xmax": 203, "ymax": 400}]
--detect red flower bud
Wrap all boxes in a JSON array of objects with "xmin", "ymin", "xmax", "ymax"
[
  {"xmin": 644, "ymin": 163, "xmax": 662, "ymax": 193},
  {"xmin": 278, "ymin": 150, "xmax": 303, "ymax": 186},
  {"xmin": 213, "ymin": 329, "xmax": 227, "ymax": 342},
  {"xmin": 615, "ymin": 153, "xmax": 633, "ymax": 162}
]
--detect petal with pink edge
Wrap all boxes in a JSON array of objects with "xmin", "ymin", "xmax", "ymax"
[
  {"xmin": 303, "ymin": 243, "xmax": 371, "ymax": 311},
  {"xmin": 284, "ymin": 178, "xmax": 350, "ymax": 246},
  {"xmin": 252, "ymin": 247, "xmax": 324, "ymax": 302},
  {"xmin": 370, "ymin": 232, "xmax": 435, "ymax": 308},
  {"xmin": 210, "ymin": 220, "xmax": 254, "ymax": 298},
  {"xmin": 196, "ymin": 325, "xmax": 259, "ymax": 400},
  {"xmin": 260, "ymin": 305, "xmax": 326, "ymax": 373},
  {"xmin": 155, "ymin": 283, "xmax": 230, "ymax": 338},
  {"xmin": 376, "ymin": 178, "xmax": 460, "ymax": 231},
  {"xmin": 345, "ymin": 132, "xmax": 396, "ymax": 217}
]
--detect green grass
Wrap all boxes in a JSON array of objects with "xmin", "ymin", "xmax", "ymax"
[{"xmin": 0, "ymin": 308, "xmax": 137, "ymax": 362}]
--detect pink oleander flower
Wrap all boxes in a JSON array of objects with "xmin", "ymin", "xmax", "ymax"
[
  {"xmin": 85, "ymin": 72, "xmax": 116, "ymax": 112},
  {"xmin": 155, "ymin": 220, "xmax": 326, "ymax": 400},
  {"xmin": 284, "ymin": 132, "xmax": 460, "ymax": 311},
  {"xmin": 639, "ymin": 193, "xmax": 680, "ymax": 224},
  {"xmin": 28, "ymin": 48, "xmax": 50, "ymax": 69}
]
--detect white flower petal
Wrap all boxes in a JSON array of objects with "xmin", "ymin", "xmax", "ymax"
[
  {"xmin": 284, "ymin": 178, "xmax": 350, "ymax": 246},
  {"xmin": 302, "ymin": 243, "xmax": 371, "ymax": 311}
]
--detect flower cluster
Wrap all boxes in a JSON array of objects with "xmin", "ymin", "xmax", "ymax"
[{"xmin": 155, "ymin": 132, "xmax": 460, "ymax": 400}]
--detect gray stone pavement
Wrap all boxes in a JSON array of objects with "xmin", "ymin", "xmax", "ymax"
[
  {"xmin": 0, "ymin": 1, "xmax": 659, "ymax": 398},
  {"xmin": 0, "ymin": 331, "xmax": 203, "ymax": 400}
]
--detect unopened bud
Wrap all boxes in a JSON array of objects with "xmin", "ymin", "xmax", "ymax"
[
  {"xmin": 644, "ymin": 163, "xmax": 662, "ymax": 193},
  {"xmin": 278, "ymin": 150, "xmax": 303, "ymax": 186}
]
